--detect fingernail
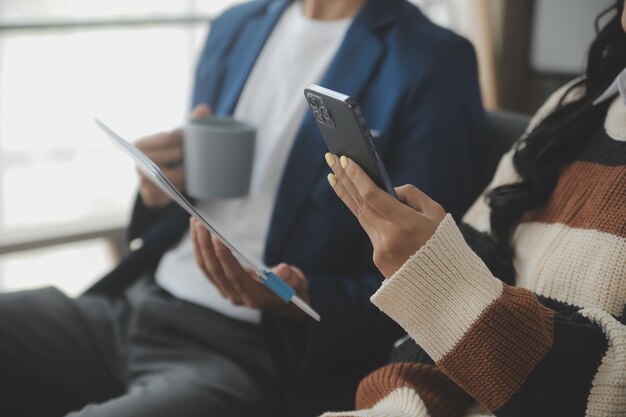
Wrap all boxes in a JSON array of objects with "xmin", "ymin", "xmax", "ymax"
[
  {"xmin": 325, "ymin": 153, "xmax": 336, "ymax": 168},
  {"xmin": 340, "ymin": 155, "xmax": 349, "ymax": 169},
  {"xmin": 327, "ymin": 173, "xmax": 338, "ymax": 187}
]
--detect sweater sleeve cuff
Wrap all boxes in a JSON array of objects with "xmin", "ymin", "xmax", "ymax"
[{"xmin": 370, "ymin": 214, "xmax": 503, "ymax": 361}]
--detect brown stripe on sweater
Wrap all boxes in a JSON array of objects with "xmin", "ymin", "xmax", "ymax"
[
  {"xmin": 356, "ymin": 362, "xmax": 474, "ymax": 417},
  {"xmin": 522, "ymin": 161, "xmax": 626, "ymax": 238},
  {"xmin": 437, "ymin": 285, "xmax": 555, "ymax": 411}
]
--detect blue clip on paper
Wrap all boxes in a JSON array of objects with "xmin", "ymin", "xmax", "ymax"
[
  {"xmin": 262, "ymin": 271, "xmax": 295, "ymax": 302},
  {"xmin": 261, "ymin": 270, "xmax": 320, "ymax": 321}
]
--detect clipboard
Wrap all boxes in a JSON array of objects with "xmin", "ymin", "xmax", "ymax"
[{"xmin": 95, "ymin": 118, "xmax": 320, "ymax": 321}]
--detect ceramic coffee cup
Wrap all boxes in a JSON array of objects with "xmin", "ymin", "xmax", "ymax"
[{"xmin": 183, "ymin": 117, "xmax": 256, "ymax": 199}]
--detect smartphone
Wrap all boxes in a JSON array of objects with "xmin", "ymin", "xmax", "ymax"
[{"xmin": 304, "ymin": 84, "xmax": 397, "ymax": 198}]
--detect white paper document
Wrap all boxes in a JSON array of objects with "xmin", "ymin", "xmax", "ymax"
[{"xmin": 95, "ymin": 118, "xmax": 320, "ymax": 321}]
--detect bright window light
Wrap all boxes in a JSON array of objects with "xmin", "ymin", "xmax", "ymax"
[
  {"xmin": 0, "ymin": 0, "xmax": 243, "ymax": 294},
  {"xmin": 0, "ymin": 239, "xmax": 114, "ymax": 296}
]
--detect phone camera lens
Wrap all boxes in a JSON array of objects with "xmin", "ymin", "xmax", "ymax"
[
  {"xmin": 314, "ymin": 111, "xmax": 325, "ymax": 124},
  {"xmin": 320, "ymin": 107, "xmax": 330, "ymax": 118},
  {"xmin": 308, "ymin": 96, "xmax": 319, "ymax": 108}
]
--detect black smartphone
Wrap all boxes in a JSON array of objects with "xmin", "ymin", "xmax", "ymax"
[{"xmin": 304, "ymin": 84, "xmax": 397, "ymax": 198}]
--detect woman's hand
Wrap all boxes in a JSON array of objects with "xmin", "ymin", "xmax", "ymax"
[
  {"xmin": 189, "ymin": 218, "xmax": 311, "ymax": 321},
  {"xmin": 325, "ymin": 153, "xmax": 446, "ymax": 279}
]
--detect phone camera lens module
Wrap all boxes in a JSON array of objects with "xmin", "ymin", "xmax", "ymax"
[
  {"xmin": 320, "ymin": 107, "xmax": 330, "ymax": 118},
  {"xmin": 314, "ymin": 111, "xmax": 325, "ymax": 124},
  {"xmin": 308, "ymin": 96, "xmax": 319, "ymax": 108}
]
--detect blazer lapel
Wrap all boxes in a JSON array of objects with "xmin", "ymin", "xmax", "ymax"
[
  {"xmin": 216, "ymin": 0, "xmax": 291, "ymax": 115},
  {"xmin": 264, "ymin": 0, "xmax": 400, "ymax": 263}
]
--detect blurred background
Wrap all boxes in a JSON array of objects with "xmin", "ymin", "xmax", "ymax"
[{"xmin": 0, "ymin": 0, "xmax": 613, "ymax": 295}]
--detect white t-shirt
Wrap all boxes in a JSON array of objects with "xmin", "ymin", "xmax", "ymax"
[{"xmin": 155, "ymin": 2, "xmax": 351, "ymax": 324}]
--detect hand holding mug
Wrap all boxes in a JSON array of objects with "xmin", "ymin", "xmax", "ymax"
[{"xmin": 135, "ymin": 104, "xmax": 211, "ymax": 208}]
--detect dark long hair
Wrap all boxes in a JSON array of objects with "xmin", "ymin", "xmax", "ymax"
[{"xmin": 487, "ymin": 0, "xmax": 626, "ymax": 263}]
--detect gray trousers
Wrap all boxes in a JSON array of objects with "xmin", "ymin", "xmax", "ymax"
[{"xmin": 0, "ymin": 278, "xmax": 282, "ymax": 417}]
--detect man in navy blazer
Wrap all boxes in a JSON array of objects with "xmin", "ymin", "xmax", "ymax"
[{"xmin": 0, "ymin": 0, "xmax": 485, "ymax": 416}]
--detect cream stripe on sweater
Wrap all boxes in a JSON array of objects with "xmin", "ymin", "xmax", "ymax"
[
  {"xmin": 514, "ymin": 222, "xmax": 626, "ymax": 316},
  {"xmin": 370, "ymin": 214, "xmax": 503, "ymax": 362},
  {"xmin": 581, "ymin": 308, "xmax": 626, "ymax": 417},
  {"xmin": 321, "ymin": 388, "xmax": 432, "ymax": 417},
  {"xmin": 606, "ymin": 97, "xmax": 626, "ymax": 142}
]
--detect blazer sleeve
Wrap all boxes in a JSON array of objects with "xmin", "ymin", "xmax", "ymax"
[
  {"xmin": 371, "ymin": 215, "xmax": 626, "ymax": 417},
  {"xmin": 386, "ymin": 37, "xmax": 486, "ymax": 220},
  {"xmin": 127, "ymin": 195, "xmax": 175, "ymax": 242}
]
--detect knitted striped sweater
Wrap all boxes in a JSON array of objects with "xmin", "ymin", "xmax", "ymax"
[{"xmin": 321, "ymin": 82, "xmax": 626, "ymax": 417}]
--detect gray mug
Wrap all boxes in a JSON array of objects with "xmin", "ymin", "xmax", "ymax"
[{"xmin": 183, "ymin": 117, "xmax": 256, "ymax": 200}]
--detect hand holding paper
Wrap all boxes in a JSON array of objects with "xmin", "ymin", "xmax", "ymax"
[
  {"xmin": 190, "ymin": 218, "xmax": 311, "ymax": 321},
  {"xmin": 95, "ymin": 118, "xmax": 320, "ymax": 321}
]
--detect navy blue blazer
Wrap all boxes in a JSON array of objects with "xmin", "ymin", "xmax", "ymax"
[{"xmin": 89, "ymin": 0, "xmax": 486, "ymax": 414}]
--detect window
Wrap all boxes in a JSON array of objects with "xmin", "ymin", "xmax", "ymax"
[{"xmin": 0, "ymin": 0, "xmax": 243, "ymax": 294}]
